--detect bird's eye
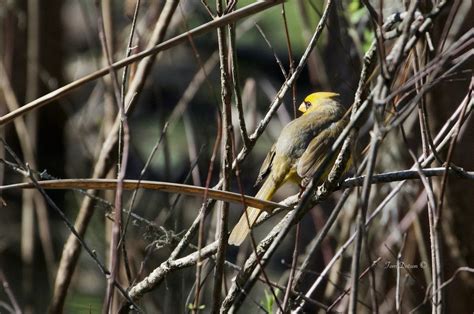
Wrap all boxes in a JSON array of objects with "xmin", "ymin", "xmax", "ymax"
[{"xmin": 304, "ymin": 101, "xmax": 311, "ymax": 109}]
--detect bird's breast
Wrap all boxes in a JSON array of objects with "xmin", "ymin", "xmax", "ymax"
[{"xmin": 275, "ymin": 115, "xmax": 321, "ymax": 158}]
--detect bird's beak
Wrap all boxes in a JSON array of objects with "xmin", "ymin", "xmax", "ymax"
[{"xmin": 298, "ymin": 102, "xmax": 307, "ymax": 113}]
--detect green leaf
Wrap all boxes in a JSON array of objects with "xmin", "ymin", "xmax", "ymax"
[
  {"xmin": 187, "ymin": 303, "xmax": 206, "ymax": 310},
  {"xmin": 260, "ymin": 289, "xmax": 281, "ymax": 312}
]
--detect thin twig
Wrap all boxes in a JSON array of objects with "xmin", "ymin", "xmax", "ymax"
[
  {"xmin": 326, "ymin": 257, "xmax": 382, "ymax": 312},
  {"xmin": 97, "ymin": 2, "xmax": 131, "ymax": 310},
  {"xmin": 0, "ymin": 62, "xmax": 56, "ymax": 285},
  {"xmin": 349, "ymin": 2, "xmax": 421, "ymax": 310},
  {"xmin": 0, "ymin": 269, "xmax": 22, "ymax": 314},
  {"xmin": 281, "ymin": 223, "xmax": 300, "ymax": 312},
  {"xmin": 50, "ymin": 2, "xmax": 179, "ymax": 311},
  {"xmin": 193, "ymin": 112, "xmax": 222, "ymax": 313},
  {"xmin": 0, "ymin": 139, "xmax": 141, "ymax": 312},
  {"xmin": 221, "ymin": 1, "xmax": 337, "ymax": 310},
  {"xmin": 211, "ymin": 0, "xmax": 234, "ymax": 310},
  {"xmin": 229, "ymin": 21, "xmax": 250, "ymax": 148},
  {"xmin": 293, "ymin": 87, "xmax": 473, "ymax": 312},
  {"xmin": 255, "ymin": 24, "xmax": 288, "ymax": 78},
  {"xmin": 0, "ymin": 0, "xmax": 283, "ymax": 127},
  {"xmin": 281, "ymin": 2, "xmax": 297, "ymax": 117}
]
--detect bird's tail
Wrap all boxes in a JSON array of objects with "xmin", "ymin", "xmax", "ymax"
[{"xmin": 228, "ymin": 178, "xmax": 277, "ymax": 246}]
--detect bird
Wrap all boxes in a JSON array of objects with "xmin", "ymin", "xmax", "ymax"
[{"xmin": 228, "ymin": 92, "xmax": 348, "ymax": 246}]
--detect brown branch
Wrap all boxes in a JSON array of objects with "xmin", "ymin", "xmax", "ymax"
[
  {"xmin": 193, "ymin": 112, "xmax": 222, "ymax": 313},
  {"xmin": 49, "ymin": 2, "xmax": 176, "ymax": 311},
  {"xmin": 0, "ymin": 0, "xmax": 283, "ymax": 127},
  {"xmin": 220, "ymin": 1, "xmax": 340, "ymax": 310},
  {"xmin": 294, "ymin": 86, "xmax": 473, "ymax": 312},
  {"xmin": 210, "ymin": 0, "xmax": 233, "ymax": 309},
  {"xmin": 0, "ymin": 62, "xmax": 56, "ymax": 285},
  {"xmin": 349, "ymin": 1, "xmax": 424, "ymax": 310},
  {"xmin": 0, "ymin": 178, "xmax": 286, "ymax": 211},
  {"xmin": 0, "ymin": 140, "xmax": 140, "ymax": 311},
  {"xmin": 96, "ymin": 1, "xmax": 131, "ymax": 310},
  {"xmin": 129, "ymin": 241, "xmax": 219, "ymax": 302}
]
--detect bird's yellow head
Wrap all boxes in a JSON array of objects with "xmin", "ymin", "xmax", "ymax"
[{"xmin": 298, "ymin": 92, "xmax": 339, "ymax": 114}]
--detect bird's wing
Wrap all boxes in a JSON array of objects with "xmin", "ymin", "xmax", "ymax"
[
  {"xmin": 296, "ymin": 123, "xmax": 340, "ymax": 181},
  {"xmin": 255, "ymin": 143, "xmax": 276, "ymax": 187}
]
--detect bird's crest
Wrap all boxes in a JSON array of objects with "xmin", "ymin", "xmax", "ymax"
[{"xmin": 298, "ymin": 92, "xmax": 339, "ymax": 113}]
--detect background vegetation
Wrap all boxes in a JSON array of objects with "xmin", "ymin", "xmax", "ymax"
[{"xmin": 0, "ymin": 0, "xmax": 472, "ymax": 313}]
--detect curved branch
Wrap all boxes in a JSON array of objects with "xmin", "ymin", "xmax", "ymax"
[{"xmin": 0, "ymin": 178, "xmax": 287, "ymax": 211}]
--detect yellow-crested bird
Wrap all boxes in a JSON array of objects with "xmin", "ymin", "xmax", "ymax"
[{"xmin": 228, "ymin": 92, "xmax": 348, "ymax": 246}]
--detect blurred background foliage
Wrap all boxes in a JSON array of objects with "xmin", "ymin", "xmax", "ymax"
[{"xmin": 0, "ymin": 0, "xmax": 473, "ymax": 313}]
